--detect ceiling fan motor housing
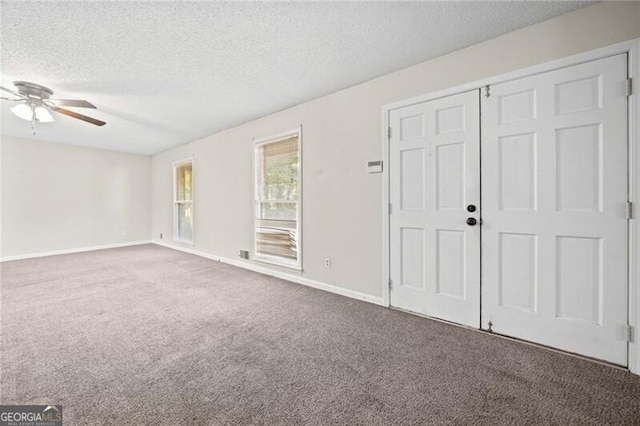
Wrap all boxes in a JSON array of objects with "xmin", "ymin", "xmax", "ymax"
[{"xmin": 14, "ymin": 81, "xmax": 54, "ymax": 99}]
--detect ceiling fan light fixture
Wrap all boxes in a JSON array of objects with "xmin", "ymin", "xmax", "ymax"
[
  {"xmin": 10, "ymin": 103, "xmax": 54, "ymax": 123},
  {"xmin": 10, "ymin": 103, "xmax": 33, "ymax": 121},
  {"xmin": 34, "ymin": 106, "xmax": 54, "ymax": 123}
]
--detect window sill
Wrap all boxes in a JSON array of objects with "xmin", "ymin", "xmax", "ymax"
[{"xmin": 254, "ymin": 255, "xmax": 302, "ymax": 271}]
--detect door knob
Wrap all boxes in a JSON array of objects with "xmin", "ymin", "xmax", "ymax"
[
  {"xmin": 467, "ymin": 204, "xmax": 476, "ymax": 213},
  {"xmin": 466, "ymin": 218, "xmax": 477, "ymax": 226}
]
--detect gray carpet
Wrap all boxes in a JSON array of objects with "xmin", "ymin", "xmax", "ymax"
[{"xmin": 1, "ymin": 245, "xmax": 639, "ymax": 425}]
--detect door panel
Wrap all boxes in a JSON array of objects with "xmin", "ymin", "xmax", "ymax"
[
  {"xmin": 390, "ymin": 90, "xmax": 480, "ymax": 327},
  {"xmin": 481, "ymin": 54, "xmax": 628, "ymax": 365}
]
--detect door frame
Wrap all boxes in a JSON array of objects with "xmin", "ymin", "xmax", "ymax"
[{"xmin": 381, "ymin": 38, "xmax": 640, "ymax": 375}]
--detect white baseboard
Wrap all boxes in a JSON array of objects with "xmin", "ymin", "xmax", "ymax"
[
  {"xmin": 153, "ymin": 241, "xmax": 385, "ymax": 307},
  {"xmin": 0, "ymin": 240, "xmax": 153, "ymax": 262}
]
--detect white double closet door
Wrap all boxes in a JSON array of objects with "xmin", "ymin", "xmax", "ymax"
[{"xmin": 389, "ymin": 54, "xmax": 629, "ymax": 365}]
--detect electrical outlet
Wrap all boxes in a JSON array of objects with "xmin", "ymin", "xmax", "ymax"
[
  {"xmin": 239, "ymin": 250, "xmax": 250, "ymax": 260},
  {"xmin": 324, "ymin": 257, "xmax": 331, "ymax": 268},
  {"xmin": 122, "ymin": 229, "xmax": 128, "ymax": 237}
]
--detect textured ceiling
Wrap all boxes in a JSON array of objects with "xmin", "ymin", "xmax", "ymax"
[{"xmin": 1, "ymin": 1, "xmax": 593, "ymax": 155}]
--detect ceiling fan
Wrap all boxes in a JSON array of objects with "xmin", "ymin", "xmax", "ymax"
[{"xmin": 0, "ymin": 81, "xmax": 106, "ymax": 131}]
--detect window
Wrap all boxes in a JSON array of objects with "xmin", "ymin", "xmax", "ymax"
[
  {"xmin": 174, "ymin": 159, "xmax": 193, "ymax": 243},
  {"xmin": 254, "ymin": 128, "xmax": 301, "ymax": 268}
]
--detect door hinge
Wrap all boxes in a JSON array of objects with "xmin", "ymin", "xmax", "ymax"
[
  {"xmin": 484, "ymin": 85, "xmax": 491, "ymax": 98},
  {"xmin": 627, "ymin": 201, "xmax": 633, "ymax": 219},
  {"xmin": 389, "ymin": 203, "xmax": 393, "ymax": 215},
  {"xmin": 388, "ymin": 126, "xmax": 392, "ymax": 139},
  {"xmin": 388, "ymin": 278, "xmax": 393, "ymax": 289},
  {"xmin": 627, "ymin": 78, "xmax": 633, "ymax": 97},
  {"xmin": 626, "ymin": 325, "xmax": 635, "ymax": 343}
]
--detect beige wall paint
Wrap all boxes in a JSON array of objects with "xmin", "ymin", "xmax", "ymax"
[
  {"xmin": 152, "ymin": 2, "xmax": 640, "ymax": 298},
  {"xmin": 2, "ymin": 137, "xmax": 151, "ymax": 257}
]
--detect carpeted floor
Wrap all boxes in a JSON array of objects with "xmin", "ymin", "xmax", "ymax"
[{"xmin": 1, "ymin": 244, "xmax": 639, "ymax": 425}]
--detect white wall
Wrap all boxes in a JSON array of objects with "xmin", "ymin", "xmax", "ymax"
[
  {"xmin": 152, "ymin": 2, "xmax": 640, "ymax": 299},
  {"xmin": 2, "ymin": 136, "xmax": 151, "ymax": 258}
]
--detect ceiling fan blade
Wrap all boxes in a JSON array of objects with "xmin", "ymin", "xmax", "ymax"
[
  {"xmin": 49, "ymin": 99, "xmax": 96, "ymax": 108},
  {"xmin": 50, "ymin": 105, "xmax": 106, "ymax": 126},
  {"xmin": 0, "ymin": 85, "xmax": 25, "ymax": 98}
]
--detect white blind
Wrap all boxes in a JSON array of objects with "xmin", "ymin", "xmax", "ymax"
[{"xmin": 255, "ymin": 134, "xmax": 299, "ymax": 263}]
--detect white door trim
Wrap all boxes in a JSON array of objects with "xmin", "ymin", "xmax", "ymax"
[
  {"xmin": 381, "ymin": 38, "xmax": 640, "ymax": 375},
  {"xmin": 630, "ymin": 39, "xmax": 640, "ymax": 376}
]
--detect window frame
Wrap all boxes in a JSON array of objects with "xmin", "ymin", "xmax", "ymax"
[
  {"xmin": 173, "ymin": 157, "xmax": 194, "ymax": 245},
  {"xmin": 253, "ymin": 126, "xmax": 302, "ymax": 270}
]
